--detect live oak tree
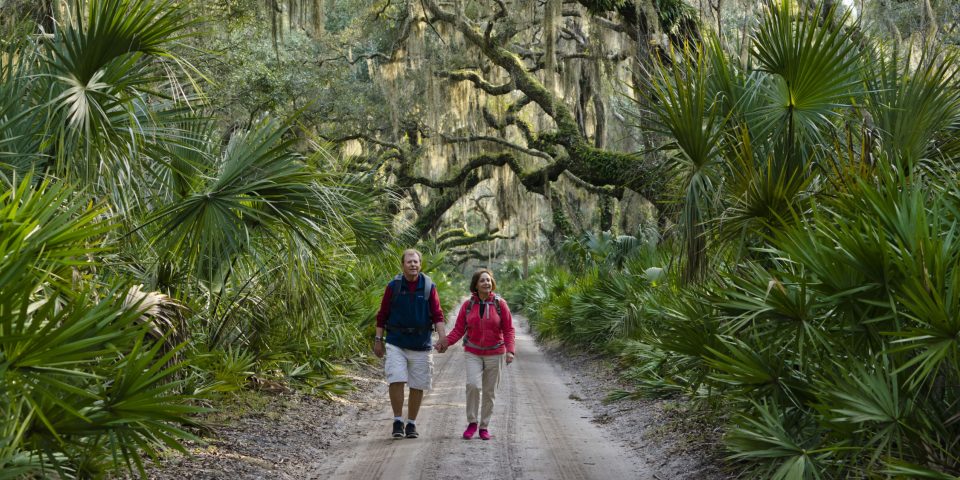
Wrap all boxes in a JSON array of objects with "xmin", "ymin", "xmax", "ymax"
[
  {"xmin": 293, "ymin": 0, "xmax": 698, "ymax": 264},
  {"xmin": 181, "ymin": 0, "xmax": 956, "ymax": 261}
]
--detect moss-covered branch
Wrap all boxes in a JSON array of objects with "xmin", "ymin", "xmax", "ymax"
[
  {"xmin": 441, "ymin": 134, "xmax": 552, "ymax": 161},
  {"xmin": 450, "ymin": 248, "xmax": 499, "ymax": 264},
  {"xmin": 401, "ymin": 150, "xmax": 568, "ymax": 198},
  {"xmin": 436, "ymin": 70, "xmax": 515, "ymax": 95},
  {"xmin": 422, "ymin": 0, "xmax": 658, "ymax": 193},
  {"xmin": 407, "ymin": 170, "xmax": 482, "ymax": 239},
  {"xmin": 439, "ymin": 229, "xmax": 516, "ymax": 250}
]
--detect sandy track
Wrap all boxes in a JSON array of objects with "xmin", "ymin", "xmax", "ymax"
[{"xmin": 313, "ymin": 315, "xmax": 654, "ymax": 480}]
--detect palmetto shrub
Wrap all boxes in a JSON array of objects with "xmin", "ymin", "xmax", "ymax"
[
  {"xmin": 514, "ymin": 0, "xmax": 960, "ymax": 477},
  {"xmin": 0, "ymin": 177, "xmax": 201, "ymax": 478},
  {"xmin": 690, "ymin": 165, "xmax": 960, "ymax": 478},
  {"xmin": 2, "ymin": 0, "xmax": 399, "ymax": 475},
  {"xmin": 520, "ymin": 172, "xmax": 960, "ymax": 480},
  {"xmin": 510, "ymin": 234, "xmax": 662, "ymax": 345},
  {"xmin": 643, "ymin": 1, "xmax": 958, "ymax": 476}
]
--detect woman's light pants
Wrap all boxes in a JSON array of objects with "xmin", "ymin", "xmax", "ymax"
[{"xmin": 465, "ymin": 352, "xmax": 504, "ymax": 428}]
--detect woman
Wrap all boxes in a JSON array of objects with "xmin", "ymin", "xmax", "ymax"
[{"xmin": 444, "ymin": 268, "xmax": 515, "ymax": 440}]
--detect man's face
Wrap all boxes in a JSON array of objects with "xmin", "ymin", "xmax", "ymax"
[{"xmin": 402, "ymin": 253, "xmax": 421, "ymax": 278}]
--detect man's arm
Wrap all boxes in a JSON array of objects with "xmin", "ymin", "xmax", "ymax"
[
  {"xmin": 373, "ymin": 285, "xmax": 392, "ymax": 358},
  {"xmin": 434, "ymin": 321, "xmax": 447, "ymax": 351},
  {"xmin": 429, "ymin": 287, "xmax": 448, "ymax": 352},
  {"xmin": 375, "ymin": 285, "xmax": 393, "ymax": 328}
]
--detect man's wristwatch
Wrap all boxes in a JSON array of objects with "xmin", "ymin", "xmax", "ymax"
[{"xmin": 374, "ymin": 336, "xmax": 384, "ymax": 342}]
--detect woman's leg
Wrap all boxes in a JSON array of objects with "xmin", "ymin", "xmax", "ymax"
[
  {"xmin": 478, "ymin": 354, "xmax": 504, "ymax": 428},
  {"xmin": 464, "ymin": 352, "xmax": 483, "ymax": 424}
]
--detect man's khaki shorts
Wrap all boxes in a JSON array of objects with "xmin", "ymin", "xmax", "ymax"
[{"xmin": 385, "ymin": 342, "xmax": 433, "ymax": 390}]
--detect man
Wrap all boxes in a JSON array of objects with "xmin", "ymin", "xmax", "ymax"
[{"xmin": 374, "ymin": 249, "xmax": 448, "ymax": 439}]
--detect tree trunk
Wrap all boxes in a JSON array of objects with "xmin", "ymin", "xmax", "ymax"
[
  {"xmin": 591, "ymin": 53, "xmax": 606, "ymax": 149},
  {"xmin": 922, "ymin": 0, "xmax": 938, "ymax": 42},
  {"xmin": 599, "ymin": 195, "xmax": 613, "ymax": 232},
  {"xmin": 522, "ymin": 236, "xmax": 529, "ymax": 278},
  {"xmin": 313, "ymin": 0, "xmax": 325, "ymax": 36},
  {"xmin": 544, "ymin": 0, "xmax": 559, "ymax": 96}
]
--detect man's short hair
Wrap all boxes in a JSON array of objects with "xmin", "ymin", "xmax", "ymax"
[{"xmin": 401, "ymin": 248, "xmax": 423, "ymax": 264}]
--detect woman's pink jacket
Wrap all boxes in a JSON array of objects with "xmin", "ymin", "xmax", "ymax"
[{"xmin": 446, "ymin": 292, "xmax": 515, "ymax": 356}]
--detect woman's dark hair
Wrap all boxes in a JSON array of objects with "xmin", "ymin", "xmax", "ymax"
[{"xmin": 469, "ymin": 269, "xmax": 496, "ymax": 294}]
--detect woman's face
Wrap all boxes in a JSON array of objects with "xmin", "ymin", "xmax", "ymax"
[{"xmin": 477, "ymin": 273, "xmax": 493, "ymax": 295}]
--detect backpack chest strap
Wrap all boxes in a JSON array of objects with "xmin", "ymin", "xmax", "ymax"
[
  {"xmin": 464, "ymin": 340, "xmax": 504, "ymax": 351},
  {"xmin": 465, "ymin": 295, "xmax": 502, "ymax": 316}
]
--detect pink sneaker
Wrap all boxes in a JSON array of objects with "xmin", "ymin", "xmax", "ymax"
[
  {"xmin": 463, "ymin": 423, "xmax": 478, "ymax": 439},
  {"xmin": 478, "ymin": 429, "xmax": 491, "ymax": 440}
]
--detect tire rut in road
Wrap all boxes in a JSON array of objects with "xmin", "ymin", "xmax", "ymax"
[
  {"xmin": 364, "ymin": 348, "xmax": 460, "ymax": 480},
  {"xmin": 414, "ymin": 347, "xmax": 461, "ymax": 480},
  {"xmin": 496, "ymin": 354, "xmax": 520, "ymax": 479},
  {"xmin": 508, "ymin": 327, "xmax": 588, "ymax": 480},
  {"xmin": 315, "ymin": 342, "xmax": 460, "ymax": 480}
]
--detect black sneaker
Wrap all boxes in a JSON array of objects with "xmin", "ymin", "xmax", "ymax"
[
  {"xmin": 405, "ymin": 422, "xmax": 418, "ymax": 439},
  {"xmin": 392, "ymin": 420, "xmax": 404, "ymax": 438}
]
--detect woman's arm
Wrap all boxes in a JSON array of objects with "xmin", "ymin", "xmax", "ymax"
[
  {"xmin": 501, "ymin": 300, "xmax": 516, "ymax": 359},
  {"xmin": 445, "ymin": 302, "xmax": 469, "ymax": 345}
]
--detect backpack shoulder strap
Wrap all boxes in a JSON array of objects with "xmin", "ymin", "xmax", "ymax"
[
  {"xmin": 466, "ymin": 295, "xmax": 502, "ymax": 315},
  {"xmin": 422, "ymin": 273, "xmax": 434, "ymax": 297},
  {"xmin": 390, "ymin": 273, "xmax": 404, "ymax": 301},
  {"xmin": 393, "ymin": 273, "xmax": 434, "ymax": 297}
]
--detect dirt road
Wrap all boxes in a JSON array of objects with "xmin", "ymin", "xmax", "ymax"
[{"xmin": 313, "ymin": 316, "xmax": 654, "ymax": 480}]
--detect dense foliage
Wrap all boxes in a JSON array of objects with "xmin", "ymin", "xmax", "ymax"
[
  {"xmin": 0, "ymin": 0, "xmax": 458, "ymax": 476},
  {"xmin": 508, "ymin": 1, "xmax": 960, "ymax": 478},
  {"xmin": 3, "ymin": 0, "xmax": 959, "ymax": 477}
]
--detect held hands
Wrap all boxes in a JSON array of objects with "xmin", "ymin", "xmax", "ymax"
[{"xmin": 434, "ymin": 336, "xmax": 449, "ymax": 353}]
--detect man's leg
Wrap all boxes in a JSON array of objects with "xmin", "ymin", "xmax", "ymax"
[
  {"xmin": 406, "ymin": 347, "xmax": 433, "ymax": 421},
  {"xmin": 384, "ymin": 344, "xmax": 409, "ymax": 438},
  {"xmin": 407, "ymin": 388, "xmax": 424, "ymax": 420},
  {"xmin": 389, "ymin": 382, "xmax": 405, "ymax": 417},
  {"xmin": 404, "ymin": 348, "xmax": 431, "ymax": 439}
]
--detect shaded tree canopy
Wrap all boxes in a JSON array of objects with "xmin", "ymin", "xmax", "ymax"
[
  {"xmin": 302, "ymin": 0, "xmax": 701, "ymax": 256},
  {"xmin": 10, "ymin": 0, "xmax": 946, "ymax": 260}
]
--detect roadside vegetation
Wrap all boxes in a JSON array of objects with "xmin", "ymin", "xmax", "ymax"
[
  {"xmin": 0, "ymin": 0, "xmax": 457, "ymax": 476},
  {"xmin": 505, "ymin": 2, "xmax": 960, "ymax": 479},
  {"xmin": 3, "ymin": 0, "xmax": 958, "ymax": 478}
]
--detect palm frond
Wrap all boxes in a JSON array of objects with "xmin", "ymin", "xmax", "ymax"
[
  {"xmin": 726, "ymin": 402, "xmax": 826, "ymax": 480},
  {"xmin": 864, "ymin": 46, "xmax": 960, "ymax": 170},
  {"xmin": 750, "ymin": 0, "xmax": 862, "ymax": 151},
  {"xmin": 883, "ymin": 462, "xmax": 960, "ymax": 480},
  {"xmin": 644, "ymin": 41, "xmax": 727, "ymax": 280},
  {"xmin": 39, "ymin": 0, "xmax": 198, "ymax": 184}
]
